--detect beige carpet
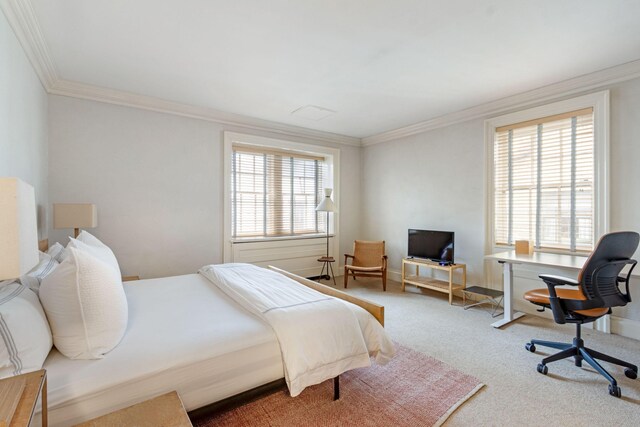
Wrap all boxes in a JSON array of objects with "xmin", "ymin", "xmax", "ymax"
[
  {"xmin": 194, "ymin": 344, "xmax": 483, "ymax": 427},
  {"xmin": 331, "ymin": 276, "xmax": 640, "ymax": 426}
]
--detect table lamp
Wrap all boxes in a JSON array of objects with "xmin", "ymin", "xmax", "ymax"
[
  {"xmin": 0, "ymin": 178, "xmax": 39, "ymax": 280},
  {"xmin": 315, "ymin": 188, "xmax": 335, "ymax": 258},
  {"xmin": 53, "ymin": 203, "xmax": 98, "ymax": 238}
]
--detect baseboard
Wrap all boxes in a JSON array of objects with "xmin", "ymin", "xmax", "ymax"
[
  {"xmin": 611, "ymin": 316, "xmax": 640, "ymax": 341},
  {"xmin": 388, "ymin": 269, "xmax": 402, "ymax": 282}
]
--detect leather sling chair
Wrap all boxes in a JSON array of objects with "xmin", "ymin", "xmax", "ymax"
[{"xmin": 523, "ymin": 231, "xmax": 639, "ymax": 398}]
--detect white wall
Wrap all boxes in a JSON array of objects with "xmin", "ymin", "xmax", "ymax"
[
  {"xmin": 48, "ymin": 95, "xmax": 362, "ymax": 279},
  {"xmin": 0, "ymin": 12, "xmax": 48, "ymax": 237},
  {"xmin": 361, "ymin": 119, "xmax": 486, "ymax": 285},
  {"xmin": 608, "ymin": 78, "xmax": 640, "ymax": 321},
  {"xmin": 361, "ymin": 77, "xmax": 640, "ymax": 323}
]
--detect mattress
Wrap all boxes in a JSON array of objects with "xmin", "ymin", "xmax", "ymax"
[{"xmin": 41, "ymin": 274, "xmax": 284, "ymax": 426}]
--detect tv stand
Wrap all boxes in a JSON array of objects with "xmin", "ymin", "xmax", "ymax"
[{"xmin": 401, "ymin": 258, "xmax": 466, "ymax": 305}]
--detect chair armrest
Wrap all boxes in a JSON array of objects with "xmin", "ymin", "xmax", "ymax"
[
  {"xmin": 538, "ymin": 274, "xmax": 577, "ymax": 324},
  {"xmin": 538, "ymin": 274, "xmax": 579, "ymax": 287},
  {"xmin": 382, "ymin": 255, "xmax": 388, "ymax": 269},
  {"xmin": 344, "ymin": 254, "xmax": 354, "ymax": 265},
  {"xmin": 615, "ymin": 260, "xmax": 637, "ymax": 302}
]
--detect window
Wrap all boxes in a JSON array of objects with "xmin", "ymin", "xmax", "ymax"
[
  {"xmin": 231, "ymin": 144, "xmax": 327, "ymax": 239},
  {"xmin": 487, "ymin": 91, "xmax": 609, "ymax": 254},
  {"xmin": 493, "ymin": 108, "xmax": 595, "ymax": 252}
]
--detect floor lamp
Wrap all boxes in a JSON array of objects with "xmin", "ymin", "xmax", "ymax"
[
  {"xmin": 315, "ymin": 188, "xmax": 336, "ymax": 285},
  {"xmin": 316, "ymin": 188, "xmax": 335, "ymax": 257}
]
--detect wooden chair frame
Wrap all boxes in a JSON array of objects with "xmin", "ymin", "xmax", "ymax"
[{"xmin": 343, "ymin": 240, "xmax": 388, "ymax": 291}]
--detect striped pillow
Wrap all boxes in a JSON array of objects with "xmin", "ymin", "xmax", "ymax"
[
  {"xmin": 46, "ymin": 242, "xmax": 67, "ymax": 262},
  {"xmin": 18, "ymin": 252, "xmax": 59, "ymax": 295},
  {"xmin": 0, "ymin": 282, "xmax": 53, "ymax": 379}
]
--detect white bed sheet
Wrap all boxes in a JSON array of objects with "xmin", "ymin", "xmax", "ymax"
[{"xmin": 41, "ymin": 274, "xmax": 284, "ymax": 426}]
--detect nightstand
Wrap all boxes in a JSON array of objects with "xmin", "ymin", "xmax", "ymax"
[{"xmin": 0, "ymin": 369, "xmax": 47, "ymax": 427}]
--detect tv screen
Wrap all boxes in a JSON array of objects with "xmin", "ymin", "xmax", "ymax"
[{"xmin": 408, "ymin": 229, "xmax": 455, "ymax": 263}]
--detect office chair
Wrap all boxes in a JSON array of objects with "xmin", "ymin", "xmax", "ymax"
[{"xmin": 523, "ymin": 231, "xmax": 639, "ymax": 397}]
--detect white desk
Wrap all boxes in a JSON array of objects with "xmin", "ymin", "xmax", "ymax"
[{"xmin": 485, "ymin": 251, "xmax": 588, "ymax": 328}]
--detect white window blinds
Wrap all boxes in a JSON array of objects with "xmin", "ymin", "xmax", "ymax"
[
  {"xmin": 494, "ymin": 107, "xmax": 594, "ymax": 252},
  {"xmin": 231, "ymin": 144, "xmax": 326, "ymax": 238}
]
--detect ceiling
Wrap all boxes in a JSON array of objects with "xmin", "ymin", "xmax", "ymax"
[{"xmin": 29, "ymin": 0, "xmax": 640, "ymax": 139}]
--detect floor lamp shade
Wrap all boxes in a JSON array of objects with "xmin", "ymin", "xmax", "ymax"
[
  {"xmin": 315, "ymin": 188, "xmax": 335, "ymax": 212},
  {"xmin": 53, "ymin": 204, "xmax": 98, "ymax": 237},
  {"xmin": 0, "ymin": 178, "xmax": 39, "ymax": 280}
]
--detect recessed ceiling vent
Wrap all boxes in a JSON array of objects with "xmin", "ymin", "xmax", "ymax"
[{"xmin": 291, "ymin": 105, "xmax": 336, "ymax": 121}]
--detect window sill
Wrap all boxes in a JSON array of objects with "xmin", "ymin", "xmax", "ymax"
[{"xmin": 232, "ymin": 234, "xmax": 334, "ymax": 244}]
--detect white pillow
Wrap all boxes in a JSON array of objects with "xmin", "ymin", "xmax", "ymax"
[
  {"xmin": 69, "ymin": 231, "xmax": 121, "ymax": 278},
  {"xmin": 0, "ymin": 283, "xmax": 53, "ymax": 379},
  {"xmin": 46, "ymin": 242, "xmax": 67, "ymax": 262},
  {"xmin": 18, "ymin": 252, "xmax": 59, "ymax": 295},
  {"xmin": 39, "ymin": 247, "xmax": 128, "ymax": 359}
]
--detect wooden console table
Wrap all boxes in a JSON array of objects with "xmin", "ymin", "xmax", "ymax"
[{"xmin": 401, "ymin": 258, "xmax": 466, "ymax": 304}]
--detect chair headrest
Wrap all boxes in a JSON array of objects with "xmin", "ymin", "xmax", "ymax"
[{"xmin": 579, "ymin": 231, "xmax": 639, "ymax": 281}]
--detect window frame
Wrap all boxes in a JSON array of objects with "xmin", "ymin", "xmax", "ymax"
[
  {"xmin": 484, "ymin": 91, "xmax": 609, "ymax": 255},
  {"xmin": 223, "ymin": 131, "xmax": 340, "ymax": 262}
]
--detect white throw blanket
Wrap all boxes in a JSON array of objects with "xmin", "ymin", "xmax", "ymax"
[{"xmin": 199, "ymin": 263, "xmax": 395, "ymax": 396}]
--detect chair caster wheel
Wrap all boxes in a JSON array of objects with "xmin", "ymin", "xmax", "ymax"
[
  {"xmin": 624, "ymin": 368, "xmax": 637, "ymax": 379},
  {"xmin": 608, "ymin": 384, "xmax": 621, "ymax": 398},
  {"xmin": 525, "ymin": 343, "xmax": 536, "ymax": 353},
  {"xmin": 537, "ymin": 363, "xmax": 548, "ymax": 375}
]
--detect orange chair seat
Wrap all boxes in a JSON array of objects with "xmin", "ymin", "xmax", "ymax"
[{"xmin": 524, "ymin": 288, "xmax": 609, "ymax": 317}]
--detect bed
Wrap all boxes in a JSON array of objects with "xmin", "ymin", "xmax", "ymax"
[{"xmin": 35, "ymin": 241, "xmax": 392, "ymax": 426}]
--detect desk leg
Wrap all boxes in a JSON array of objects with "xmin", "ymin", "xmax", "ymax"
[{"xmin": 491, "ymin": 261, "xmax": 525, "ymax": 328}]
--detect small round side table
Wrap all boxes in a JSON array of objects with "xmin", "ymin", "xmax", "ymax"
[{"xmin": 317, "ymin": 256, "xmax": 337, "ymax": 287}]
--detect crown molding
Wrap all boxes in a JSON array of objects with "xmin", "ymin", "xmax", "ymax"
[
  {"xmin": 48, "ymin": 79, "xmax": 361, "ymax": 146},
  {"xmin": 1, "ymin": 0, "xmax": 57, "ymax": 88},
  {"xmin": 6, "ymin": 0, "xmax": 640, "ymax": 148},
  {"xmin": 362, "ymin": 59, "xmax": 640, "ymax": 146},
  {"xmin": 2, "ymin": 0, "xmax": 359, "ymax": 147}
]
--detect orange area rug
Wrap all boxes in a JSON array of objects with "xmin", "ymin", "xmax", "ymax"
[{"xmin": 193, "ymin": 344, "xmax": 484, "ymax": 427}]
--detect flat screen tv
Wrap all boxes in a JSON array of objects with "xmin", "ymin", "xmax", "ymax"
[{"xmin": 408, "ymin": 229, "xmax": 455, "ymax": 264}]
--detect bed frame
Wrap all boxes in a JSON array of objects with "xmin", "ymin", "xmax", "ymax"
[{"xmin": 38, "ymin": 239, "xmax": 383, "ymax": 412}]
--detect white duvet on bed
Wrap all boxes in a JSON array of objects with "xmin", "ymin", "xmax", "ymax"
[{"xmin": 199, "ymin": 263, "xmax": 395, "ymax": 397}]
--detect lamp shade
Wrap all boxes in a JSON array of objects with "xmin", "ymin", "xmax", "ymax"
[
  {"xmin": 53, "ymin": 204, "xmax": 98, "ymax": 230},
  {"xmin": 315, "ymin": 188, "xmax": 335, "ymax": 212},
  {"xmin": 0, "ymin": 178, "xmax": 39, "ymax": 280}
]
